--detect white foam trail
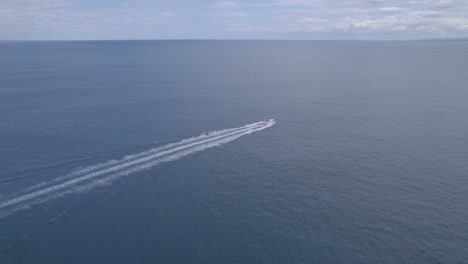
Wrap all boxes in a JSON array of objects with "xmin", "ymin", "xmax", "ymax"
[
  {"xmin": 0, "ymin": 120, "xmax": 275, "ymax": 211},
  {"xmin": 19, "ymin": 121, "xmax": 265, "ymax": 194},
  {"xmin": 69, "ymin": 122, "xmax": 274, "ymax": 191},
  {"xmin": 32, "ymin": 122, "xmax": 275, "ymax": 204}
]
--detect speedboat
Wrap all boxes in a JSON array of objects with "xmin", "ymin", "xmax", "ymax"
[{"xmin": 263, "ymin": 119, "xmax": 274, "ymax": 125}]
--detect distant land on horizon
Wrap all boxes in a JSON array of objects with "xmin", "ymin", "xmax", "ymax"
[{"xmin": 413, "ymin": 37, "xmax": 468, "ymax": 42}]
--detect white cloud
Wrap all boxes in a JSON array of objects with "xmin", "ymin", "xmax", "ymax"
[
  {"xmin": 229, "ymin": 9, "xmax": 468, "ymax": 35},
  {"xmin": 379, "ymin": 7, "xmax": 405, "ymax": 11},
  {"xmin": 1, "ymin": 0, "xmax": 468, "ymax": 39},
  {"xmin": 0, "ymin": 0, "xmax": 168, "ymax": 27},
  {"xmin": 209, "ymin": 1, "xmax": 248, "ymax": 18},
  {"xmin": 0, "ymin": 0, "xmax": 68, "ymax": 10},
  {"xmin": 432, "ymin": 0, "xmax": 468, "ymax": 8},
  {"xmin": 160, "ymin": 12, "xmax": 177, "ymax": 18},
  {"xmin": 211, "ymin": 11, "xmax": 248, "ymax": 17},
  {"xmin": 223, "ymin": 0, "xmax": 468, "ymax": 37},
  {"xmin": 410, "ymin": 10, "xmax": 441, "ymax": 17},
  {"xmin": 211, "ymin": 1, "xmax": 239, "ymax": 8}
]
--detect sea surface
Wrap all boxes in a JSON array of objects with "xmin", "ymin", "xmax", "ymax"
[{"xmin": 0, "ymin": 40, "xmax": 467, "ymax": 263}]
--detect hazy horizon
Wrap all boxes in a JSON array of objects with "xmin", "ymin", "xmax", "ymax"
[{"xmin": 2, "ymin": 37, "xmax": 468, "ymax": 42}]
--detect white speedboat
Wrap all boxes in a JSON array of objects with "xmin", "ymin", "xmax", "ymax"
[{"xmin": 263, "ymin": 119, "xmax": 274, "ymax": 125}]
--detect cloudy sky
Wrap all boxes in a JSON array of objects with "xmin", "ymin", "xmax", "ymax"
[{"xmin": 1, "ymin": 0, "xmax": 467, "ymax": 40}]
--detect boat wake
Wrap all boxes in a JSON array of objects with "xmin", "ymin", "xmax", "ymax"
[{"xmin": 0, "ymin": 120, "xmax": 275, "ymax": 215}]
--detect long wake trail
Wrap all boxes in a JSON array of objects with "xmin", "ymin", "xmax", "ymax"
[{"xmin": 0, "ymin": 120, "xmax": 275, "ymax": 214}]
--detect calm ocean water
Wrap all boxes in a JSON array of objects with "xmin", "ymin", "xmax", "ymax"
[{"xmin": 0, "ymin": 40, "xmax": 467, "ymax": 263}]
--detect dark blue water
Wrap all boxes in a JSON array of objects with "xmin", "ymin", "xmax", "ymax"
[{"xmin": 1, "ymin": 40, "xmax": 467, "ymax": 263}]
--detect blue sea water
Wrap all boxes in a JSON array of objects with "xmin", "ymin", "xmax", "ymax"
[{"xmin": 0, "ymin": 40, "xmax": 467, "ymax": 263}]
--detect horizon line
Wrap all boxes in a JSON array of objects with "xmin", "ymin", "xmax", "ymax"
[{"xmin": 1, "ymin": 37, "xmax": 467, "ymax": 42}]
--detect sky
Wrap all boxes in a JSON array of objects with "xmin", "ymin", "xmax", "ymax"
[{"xmin": 1, "ymin": 0, "xmax": 467, "ymax": 40}]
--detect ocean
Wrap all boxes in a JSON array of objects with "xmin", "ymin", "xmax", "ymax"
[{"xmin": 0, "ymin": 40, "xmax": 467, "ymax": 263}]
